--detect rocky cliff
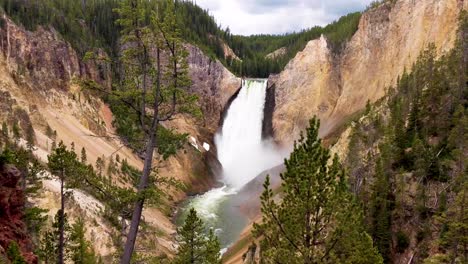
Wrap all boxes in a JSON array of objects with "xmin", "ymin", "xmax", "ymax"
[
  {"xmin": 0, "ymin": 15, "xmax": 111, "ymax": 92},
  {"xmin": 186, "ymin": 44, "xmax": 241, "ymax": 132},
  {"xmin": 0, "ymin": 164, "xmax": 37, "ymax": 264},
  {"xmin": 270, "ymin": 0, "xmax": 467, "ymax": 146},
  {"xmin": 0, "ymin": 13, "xmax": 240, "ymax": 259}
]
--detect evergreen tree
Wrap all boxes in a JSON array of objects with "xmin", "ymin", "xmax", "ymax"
[
  {"xmin": 25, "ymin": 123, "xmax": 35, "ymax": 151},
  {"xmin": 253, "ymin": 118, "xmax": 382, "ymax": 264},
  {"xmin": 433, "ymin": 181, "xmax": 468, "ymax": 264},
  {"xmin": 12, "ymin": 121, "xmax": 20, "ymax": 144},
  {"xmin": 174, "ymin": 208, "xmax": 221, "ymax": 264},
  {"xmin": 70, "ymin": 218, "xmax": 99, "ymax": 264},
  {"xmin": 38, "ymin": 210, "xmax": 70, "ymax": 264},
  {"xmin": 113, "ymin": 0, "xmax": 199, "ymax": 261},
  {"xmin": 369, "ymin": 157, "xmax": 392, "ymax": 262},
  {"xmin": 6, "ymin": 241, "xmax": 26, "ymax": 264},
  {"xmin": 81, "ymin": 147, "xmax": 87, "ymax": 164},
  {"xmin": 204, "ymin": 229, "xmax": 221, "ymax": 264},
  {"xmin": 38, "ymin": 230, "xmax": 58, "ymax": 264},
  {"xmin": 47, "ymin": 142, "xmax": 79, "ymax": 264},
  {"xmin": 95, "ymin": 157, "xmax": 104, "ymax": 177}
]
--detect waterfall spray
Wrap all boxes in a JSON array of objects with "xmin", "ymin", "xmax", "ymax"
[
  {"xmin": 215, "ymin": 79, "xmax": 283, "ymax": 188},
  {"xmin": 178, "ymin": 79, "xmax": 285, "ymax": 248}
]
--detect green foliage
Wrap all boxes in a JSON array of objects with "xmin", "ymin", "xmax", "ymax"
[
  {"xmin": 225, "ymin": 12, "xmax": 362, "ymax": 77},
  {"xmin": 343, "ymin": 12, "xmax": 468, "ymax": 263},
  {"xmin": 70, "ymin": 218, "xmax": 99, "ymax": 264},
  {"xmin": 6, "ymin": 241, "xmax": 26, "ymax": 264},
  {"xmin": 0, "ymin": 0, "xmax": 121, "ymax": 56},
  {"xmin": 174, "ymin": 208, "xmax": 221, "ymax": 264},
  {"xmin": 433, "ymin": 181, "xmax": 468, "ymax": 263},
  {"xmin": 37, "ymin": 210, "xmax": 71, "ymax": 263},
  {"xmin": 37, "ymin": 230, "xmax": 57, "ymax": 264},
  {"xmin": 23, "ymin": 207, "xmax": 47, "ymax": 237},
  {"xmin": 369, "ymin": 156, "xmax": 393, "ymax": 261},
  {"xmin": 12, "ymin": 122, "xmax": 20, "ymax": 143},
  {"xmin": 395, "ymin": 231, "xmax": 410, "ymax": 253},
  {"xmin": 48, "ymin": 141, "xmax": 80, "ymax": 187},
  {"xmin": 253, "ymin": 117, "xmax": 382, "ymax": 264},
  {"xmin": 1, "ymin": 0, "xmax": 362, "ymax": 78},
  {"xmin": 0, "ymin": 147, "xmax": 15, "ymax": 166},
  {"xmin": 157, "ymin": 128, "xmax": 188, "ymax": 160},
  {"xmin": 25, "ymin": 123, "xmax": 35, "ymax": 151}
]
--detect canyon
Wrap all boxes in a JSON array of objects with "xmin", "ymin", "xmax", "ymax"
[{"xmin": 0, "ymin": 0, "xmax": 466, "ymax": 262}]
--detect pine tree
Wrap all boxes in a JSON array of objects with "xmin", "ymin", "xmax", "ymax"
[
  {"xmin": 70, "ymin": 218, "xmax": 99, "ymax": 264},
  {"xmin": 6, "ymin": 241, "xmax": 27, "ymax": 264},
  {"xmin": 369, "ymin": 157, "xmax": 392, "ymax": 262},
  {"xmin": 38, "ymin": 230, "xmax": 58, "ymax": 264},
  {"xmin": 38, "ymin": 210, "xmax": 70, "ymax": 264},
  {"xmin": 12, "ymin": 121, "xmax": 20, "ymax": 144},
  {"xmin": 174, "ymin": 208, "xmax": 221, "ymax": 264},
  {"xmin": 204, "ymin": 229, "xmax": 221, "ymax": 264},
  {"xmin": 95, "ymin": 157, "xmax": 104, "ymax": 177},
  {"xmin": 435, "ymin": 181, "xmax": 468, "ymax": 264},
  {"xmin": 25, "ymin": 123, "xmax": 35, "ymax": 151},
  {"xmin": 253, "ymin": 117, "xmax": 382, "ymax": 264},
  {"xmin": 47, "ymin": 142, "xmax": 79, "ymax": 264},
  {"xmin": 113, "ymin": 0, "xmax": 199, "ymax": 262},
  {"xmin": 81, "ymin": 147, "xmax": 87, "ymax": 164}
]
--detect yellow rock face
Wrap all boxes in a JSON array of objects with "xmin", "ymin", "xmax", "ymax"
[{"xmin": 271, "ymin": 0, "xmax": 466, "ymax": 146}]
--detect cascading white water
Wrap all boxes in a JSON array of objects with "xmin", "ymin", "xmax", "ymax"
[
  {"xmin": 178, "ymin": 79, "xmax": 284, "ymax": 249},
  {"xmin": 215, "ymin": 79, "xmax": 282, "ymax": 188}
]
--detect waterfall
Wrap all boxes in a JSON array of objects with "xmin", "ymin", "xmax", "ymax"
[
  {"xmin": 215, "ymin": 79, "xmax": 281, "ymax": 188},
  {"xmin": 177, "ymin": 79, "xmax": 284, "ymax": 248}
]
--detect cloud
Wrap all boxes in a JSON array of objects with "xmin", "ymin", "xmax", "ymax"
[{"xmin": 194, "ymin": 0, "xmax": 373, "ymax": 35}]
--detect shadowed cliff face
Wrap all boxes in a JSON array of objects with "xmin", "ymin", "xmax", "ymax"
[
  {"xmin": 269, "ymin": 0, "xmax": 466, "ymax": 146},
  {"xmin": 186, "ymin": 44, "xmax": 242, "ymax": 132},
  {"xmin": 0, "ymin": 164, "xmax": 37, "ymax": 264}
]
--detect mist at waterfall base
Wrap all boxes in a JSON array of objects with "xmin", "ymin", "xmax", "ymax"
[
  {"xmin": 177, "ymin": 79, "xmax": 286, "ymax": 250},
  {"xmin": 216, "ymin": 80, "xmax": 284, "ymax": 188}
]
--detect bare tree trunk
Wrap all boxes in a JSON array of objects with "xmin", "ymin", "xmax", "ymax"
[{"xmin": 120, "ymin": 132, "xmax": 156, "ymax": 263}]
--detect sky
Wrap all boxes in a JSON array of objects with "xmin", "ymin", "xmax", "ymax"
[{"xmin": 194, "ymin": 0, "xmax": 374, "ymax": 36}]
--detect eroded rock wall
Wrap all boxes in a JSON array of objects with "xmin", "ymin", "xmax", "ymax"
[
  {"xmin": 270, "ymin": 0, "xmax": 466, "ymax": 146},
  {"xmin": 186, "ymin": 44, "xmax": 241, "ymax": 132}
]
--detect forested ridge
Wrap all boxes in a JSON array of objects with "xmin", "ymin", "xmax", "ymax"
[
  {"xmin": 0, "ymin": 0, "xmax": 362, "ymax": 77},
  {"xmin": 0, "ymin": 0, "xmax": 465, "ymax": 263},
  {"xmin": 341, "ymin": 12, "xmax": 468, "ymax": 263}
]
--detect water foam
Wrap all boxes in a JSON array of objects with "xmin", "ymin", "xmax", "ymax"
[{"xmin": 215, "ymin": 79, "xmax": 283, "ymax": 188}]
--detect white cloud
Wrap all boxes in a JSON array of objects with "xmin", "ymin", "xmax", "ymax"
[{"xmin": 194, "ymin": 0, "xmax": 374, "ymax": 35}]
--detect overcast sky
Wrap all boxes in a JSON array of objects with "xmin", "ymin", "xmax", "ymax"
[{"xmin": 194, "ymin": 0, "xmax": 374, "ymax": 36}]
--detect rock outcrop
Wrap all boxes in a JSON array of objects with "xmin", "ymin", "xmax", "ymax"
[
  {"xmin": 270, "ymin": 0, "xmax": 466, "ymax": 145},
  {"xmin": 186, "ymin": 44, "xmax": 241, "ymax": 132},
  {"xmin": 0, "ymin": 164, "xmax": 37, "ymax": 264},
  {"xmin": 265, "ymin": 47, "xmax": 287, "ymax": 60},
  {"xmin": 0, "ymin": 16, "xmax": 111, "ymax": 92}
]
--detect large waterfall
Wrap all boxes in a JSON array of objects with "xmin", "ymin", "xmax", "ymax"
[
  {"xmin": 215, "ymin": 79, "xmax": 282, "ymax": 188},
  {"xmin": 177, "ymin": 79, "xmax": 284, "ymax": 249}
]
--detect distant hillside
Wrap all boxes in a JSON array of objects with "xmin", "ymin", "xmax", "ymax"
[{"xmin": 0, "ymin": 0, "xmax": 363, "ymax": 78}]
